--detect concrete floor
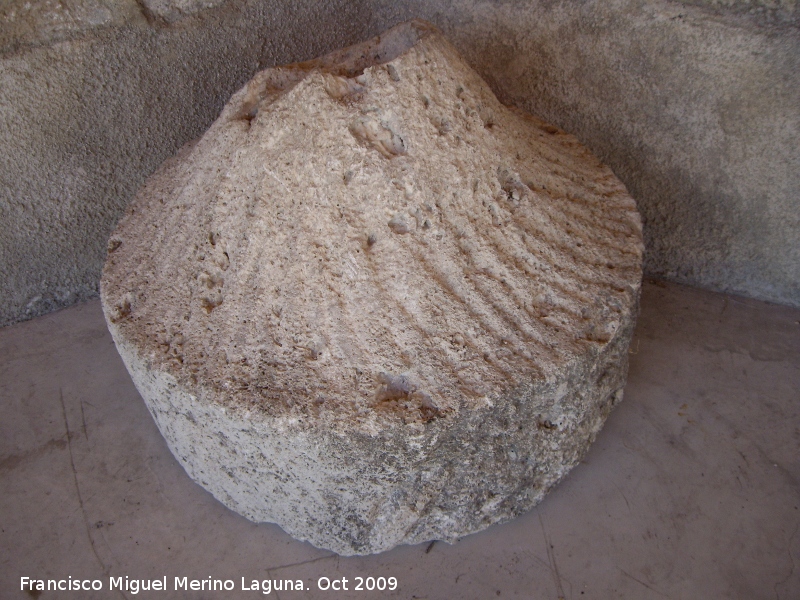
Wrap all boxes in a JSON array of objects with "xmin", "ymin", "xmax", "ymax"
[{"xmin": 1, "ymin": 280, "xmax": 798, "ymax": 599}]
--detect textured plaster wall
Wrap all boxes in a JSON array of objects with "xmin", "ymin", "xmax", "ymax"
[
  {"xmin": 1, "ymin": 0, "xmax": 798, "ymax": 326},
  {"xmin": 683, "ymin": 0, "xmax": 797, "ymax": 25},
  {"xmin": 369, "ymin": 0, "xmax": 800, "ymax": 307},
  {"xmin": 0, "ymin": 0, "xmax": 229, "ymax": 54},
  {"xmin": 0, "ymin": 0, "xmax": 375, "ymax": 326}
]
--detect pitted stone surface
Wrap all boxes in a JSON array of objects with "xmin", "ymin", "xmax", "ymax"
[{"xmin": 101, "ymin": 20, "xmax": 644, "ymax": 555}]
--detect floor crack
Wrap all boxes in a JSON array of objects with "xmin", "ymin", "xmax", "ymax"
[
  {"xmin": 774, "ymin": 523, "xmax": 798, "ymax": 600},
  {"xmin": 60, "ymin": 388, "xmax": 126, "ymax": 598},
  {"xmin": 619, "ymin": 568, "xmax": 670, "ymax": 598},
  {"xmin": 539, "ymin": 513, "xmax": 569, "ymax": 599},
  {"xmin": 268, "ymin": 553, "xmax": 337, "ymax": 573}
]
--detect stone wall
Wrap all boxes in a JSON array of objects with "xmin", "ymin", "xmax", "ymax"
[{"xmin": 1, "ymin": 0, "xmax": 798, "ymax": 326}]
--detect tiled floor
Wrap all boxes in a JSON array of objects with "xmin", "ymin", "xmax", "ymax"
[{"xmin": 1, "ymin": 280, "xmax": 798, "ymax": 599}]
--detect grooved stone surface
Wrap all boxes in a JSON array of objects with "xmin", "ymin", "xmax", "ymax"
[{"xmin": 101, "ymin": 20, "xmax": 644, "ymax": 555}]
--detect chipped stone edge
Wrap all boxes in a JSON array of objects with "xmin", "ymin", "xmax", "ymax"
[{"xmin": 102, "ymin": 290, "xmax": 639, "ymax": 555}]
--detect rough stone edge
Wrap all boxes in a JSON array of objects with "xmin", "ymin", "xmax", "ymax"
[{"xmin": 102, "ymin": 288, "xmax": 639, "ymax": 555}]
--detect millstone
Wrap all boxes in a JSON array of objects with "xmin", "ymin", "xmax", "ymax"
[{"xmin": 101, "ymin": 20, "xmax": 643, "ymax": 555}]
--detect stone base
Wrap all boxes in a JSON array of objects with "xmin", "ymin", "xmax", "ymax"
[{"xmin": 111, "ymin": 321, "xmax": 632, "ymax": 555}]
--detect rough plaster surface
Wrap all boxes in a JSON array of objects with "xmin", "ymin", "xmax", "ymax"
[
  {"xmin": 0, "ymin": 0, "xmax": 228, "ymax": 54},
  {"xmin": 370, "ymin": 0, "xmax": 800, "ymax": 307},
  {"xmin": 684, "ymin": 0, "xmax": 798, "ymax": 25},
  {"xmin": 139, "ymin": 0, "xmax": 230, "ymax": 24},
  {"xmin": 0, "ymin": 0, "xmax": 143, "ymax": 54},
  {"xmin": 101, "ymin": 21, "xmax": 643, "ymax": 555}
]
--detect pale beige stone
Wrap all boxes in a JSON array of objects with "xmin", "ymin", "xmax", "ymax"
[{"xmin": 101, "ymin": 20, "xmax": 644, "ymax": 555}]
